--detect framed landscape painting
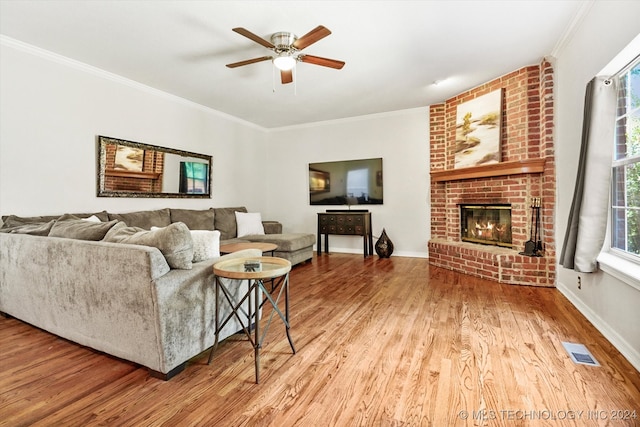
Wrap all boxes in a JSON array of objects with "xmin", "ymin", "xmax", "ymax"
[
  {"xmin": 454, "ymin": 88, "xmax": 503, "ymax": 169},
  {"xmin": 114, "ymin": 144, "xmax": 144, "ymax": 172}
]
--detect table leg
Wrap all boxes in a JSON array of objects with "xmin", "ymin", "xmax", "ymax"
[
  {"xmin": 253, "ymin": 278, "xmax": 261, "ymax": 384},
  {"xmin": 324, "ymin": 234, "xmax": 329, "ymax": 254},
  {"xmin": 363, "ymin": 234, "xmax": 368, "ymax": 257},
  {"xmin": 207, "ymin": 276, "xmax": 220, "ymax": 365},
  {"xmin": 369, "ymin": 231, "xmax": 374, "ymax": 257},
  {"xmin": 285, "ymin": 273, "xmax": 296, "ymax": 353}
]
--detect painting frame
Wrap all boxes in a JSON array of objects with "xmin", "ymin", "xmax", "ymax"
[{"xmin": 454, "ymin": 88, "xmax": 503, "ymax": 169}]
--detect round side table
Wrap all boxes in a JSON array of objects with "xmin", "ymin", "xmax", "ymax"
[{"xmin": 207, "ymin": 256, "xmax": 295, "ymax": 383}]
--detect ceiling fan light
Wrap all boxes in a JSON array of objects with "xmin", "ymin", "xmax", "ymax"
[{"xmin": 273, "ymin": 54, "xmax": 296, "ymax": 71}]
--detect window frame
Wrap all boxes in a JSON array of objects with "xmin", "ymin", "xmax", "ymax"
[
  {"xmin": 598, "ymin": 53, "xmax": 640, "ymax": 290},
  {"xmin": 609, "ymin": 55, "xmax": 640, "ymax": 260}
]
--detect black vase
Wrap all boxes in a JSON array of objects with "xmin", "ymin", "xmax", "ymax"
[{"xmin": 375, "ymin": 228, "xmax": 394, "ymax": 258}]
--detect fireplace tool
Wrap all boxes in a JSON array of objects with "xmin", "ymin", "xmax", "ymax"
[{"xmin": 520, "ymin": 197, "xmax": 542, "ymax": 257}]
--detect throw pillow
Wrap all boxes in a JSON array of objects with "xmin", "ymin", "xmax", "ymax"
[
  {"xmin": 235, "ymin": 212, "xmax": 265, "ymax": 237},
  {"xmin": 191, "ymin": 230, "xmax": 221, "ymax": 262},
  {"xmin": 0, "ymin": 211, "xmax": 109, "ymax": 228},
  {"xmin": 152, "ymin": 227, "xmax": 221, "ymax": 263},
  {"xmin": 0, "ymin": 220, "xmax": 56, "ymax": 236},
  {"xmin": 49, "ymin": 219, "xmax": 119, "ymax": 241},
  {"xmin": 82, "ymin": 215, "xmax": 102, "ymax": 223},
  {"xmin": 104, "ymin": 222, "xmax": 194, "ymax": 269}
]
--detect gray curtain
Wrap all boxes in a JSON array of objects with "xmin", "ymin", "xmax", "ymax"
[{"xmin": 560, "ymin": 76, "xmax": 618, "ymax": 272}]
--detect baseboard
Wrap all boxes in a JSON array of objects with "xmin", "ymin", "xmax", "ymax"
[
  {"xmin": 314, "ymin": 247, "xmax": 428, "ymax": 258},
  {"xmin": 557, "ymin": 281, "xmax": 640, "ymax": 372}
]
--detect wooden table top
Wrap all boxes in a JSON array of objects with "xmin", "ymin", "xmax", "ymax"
[
  {"xmin": 213, "ymin": 256, "xmax": 291, "ymax": 279},
  {"xmin": 219, "ymin": 242, "xmax": 278, "ymax": 254}
]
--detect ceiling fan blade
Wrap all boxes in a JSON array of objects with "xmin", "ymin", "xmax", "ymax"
[
  {"xmin": 226, "ymin": 56, "xmax": 272, "ymax": 68},
  {"xmin": 281, "ymin": 69, "xmax": 293, "ymax": 84},
  {"xmin": 293, "ymin": 25, "xmax": 331, "ymax": 50},
  {"xmin": 299, "ymin": 54, "xmax": 345, "ymax": 69},
  {"xmin": 232, "ymin": 27, "xmax": 275, "ymax": 49}
]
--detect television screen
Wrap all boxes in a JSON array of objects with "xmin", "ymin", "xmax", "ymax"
[{"xmin": 309, "ymin": 158, "xmax": 383, "ymax": 205}]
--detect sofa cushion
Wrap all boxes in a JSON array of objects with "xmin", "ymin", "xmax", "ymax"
[
  {"xmin": 0, "ymin": 220, "xmax": 56, "ymax": 236},
  {"xmin": 104, "ymin": 221, "xmax": 193, "ymax": 269},
  {"xmin": 169, "ymin": 208, "xmax": 215, "ymax": 230},
  {"xmin": 235, "ymin": 212, "xmax": 265, "ymax": 237},
  {"xmin": 107, "ymin": 208, "xmax": 171, "ymax": 230},
  {"xmin": 242, "ymin": 233, "xmax": 316, "ymax": 252},
  {"xmin": 191, "ymin": 230, "xmax": 221, "ymax": 262},
  {"xmin": 1, "ymin": 211, "xmax": 109, "ymax": 228},
  {"xmin": 262, "ymin": 221, "xmax": 282, "ymax": 234},
  {"xmin": 49, "ymin": 218, "xmax": 119, "ymax": 241},
  {"xmin": 213, "ymin": 207, "xmax": 247, "ymax": 241}
]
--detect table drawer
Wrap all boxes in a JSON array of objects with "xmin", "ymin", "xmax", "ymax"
[
  {"xmin": 319, "ymin": 214, "xmax": 365, "ymax": 226},
  {"xmin": 336, "ymin": 225, "xmax": 361, "ymax": 235},
  {"xmin": 336, "ymin": 215, "xmax": 363, "ymax": 226},
  {"xmin": 319, "ymin": 224, "xmax": 338, "ymax": 234}
]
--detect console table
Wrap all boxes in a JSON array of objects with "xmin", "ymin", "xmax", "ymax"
[{"xmin": 317, "ymin": 210, "xmax": 373, "ymax": 257}]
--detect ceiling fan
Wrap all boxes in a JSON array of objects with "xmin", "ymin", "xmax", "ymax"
[{"xmin": 226, "ymin": 25, "xmax": 345, "ymax": 84}]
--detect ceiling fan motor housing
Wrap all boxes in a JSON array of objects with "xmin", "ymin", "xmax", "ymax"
[{"xmin": 271, "ymin": 32, "xmax": 297, "ymax": 52}]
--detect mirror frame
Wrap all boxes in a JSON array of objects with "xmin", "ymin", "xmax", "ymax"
[{"xmin": 97, "ymin": 135, "xmax": 212, "ymax": 198}]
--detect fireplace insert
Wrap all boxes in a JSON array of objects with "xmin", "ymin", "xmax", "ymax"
[{"xmin": 460, "ymin": 204, "xmax": 512, "ymax": 248}]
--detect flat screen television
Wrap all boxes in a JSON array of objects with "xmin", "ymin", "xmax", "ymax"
[{"xmin": 309, "ymin": 157, "xmax": 383, "ymax": 205}]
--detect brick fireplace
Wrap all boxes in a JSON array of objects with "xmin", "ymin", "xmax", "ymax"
[{"xmin": 428, "ymin": 60, "xmax": 556, "ymax": 287}]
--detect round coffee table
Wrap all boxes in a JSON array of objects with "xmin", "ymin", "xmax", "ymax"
[
  {"xmin": 219, "ymin": 242, "xmax": 278, "ymax": 256},
  {"xmin": 207, "ymin": 256, "xmax": 296, "ymax": 383}
]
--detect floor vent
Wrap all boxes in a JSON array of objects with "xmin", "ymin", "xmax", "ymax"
[{"xmin": 562, "ymin": 342, "xmax": 600, "ymax": 366}]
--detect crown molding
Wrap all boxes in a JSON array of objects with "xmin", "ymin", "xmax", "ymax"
[{"xmin": 550, "ymin": 0, "xmax": 594, "ymax": 57}]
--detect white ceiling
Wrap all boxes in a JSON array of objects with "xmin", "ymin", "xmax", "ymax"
[{"xmin": 0, "ymin": 0, "xmax": 587, "ymax": 129}]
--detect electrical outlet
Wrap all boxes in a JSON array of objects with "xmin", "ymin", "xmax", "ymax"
[{"xmin": 578, "ymin": 276, "xmax": 582, "ymax": 290}]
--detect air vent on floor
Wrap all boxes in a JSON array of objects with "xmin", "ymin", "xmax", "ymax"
[{"xmin": 562, "ymin": 342, "xmax": 600, "ymax": 366}]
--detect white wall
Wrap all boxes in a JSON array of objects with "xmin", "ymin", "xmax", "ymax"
[
  {"xmin": 554, "ymin": 2, "xmax": 640, "ymax": 370},
  {"xmin": 0, "ymin": 38, "xmax": 268, "ymax": 217},
  {"xmin": 264, "ymin": 110, "xmax": 430, "ymax": 258},
  {"xmin": 0, "ymin": 37, "xmax": 430, "ymax": 258}
]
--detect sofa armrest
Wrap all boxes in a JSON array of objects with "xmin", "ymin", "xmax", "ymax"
[{"xmin": 262, "ymin": 221, "xmax": 282, "ymax": 234}]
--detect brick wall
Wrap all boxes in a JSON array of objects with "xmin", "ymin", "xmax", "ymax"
[
  {"xmin": 103, "ymin": 144, "xmax": 165, "ymax": 192},
  {"xmin": 428, "ymin": 59, "xmax": 556, "ymax": 287}
]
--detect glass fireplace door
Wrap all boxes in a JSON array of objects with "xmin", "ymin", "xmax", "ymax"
[{"xmin": 460, "ymin": 204, "xmax": 512, "ymax": 248}]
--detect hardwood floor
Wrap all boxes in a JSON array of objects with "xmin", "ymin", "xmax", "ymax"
[{"xmin": 1, "ymin": 254, "xmax": 639, "ymax": 426}]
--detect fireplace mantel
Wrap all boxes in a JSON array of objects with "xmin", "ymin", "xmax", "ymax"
[{"xmin": 430, "ymin": 158, "xmax": 546, "ymax": 182}]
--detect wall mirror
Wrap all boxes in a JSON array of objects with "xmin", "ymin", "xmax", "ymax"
[{"xmin": 97, "ymin": 135, "xmax": 212, "ymax": 198}]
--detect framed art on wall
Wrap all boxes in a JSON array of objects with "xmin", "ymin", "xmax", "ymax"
[{"xmin": 454, "ymin": 88, "xmax": 503, "ymax": 169}]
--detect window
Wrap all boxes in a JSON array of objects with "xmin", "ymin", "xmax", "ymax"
[
  {"xmin": 179, "ymin": 161, "xmax": 209, "ymax": 194},
  {"xmin": 611, "ymin": 56, "xmax": 640, "ymax": 258}
]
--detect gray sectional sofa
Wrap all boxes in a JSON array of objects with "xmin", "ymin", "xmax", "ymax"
[{"xmin": 0, "ymin": 207, "xmax": 314, "ymax": 379}]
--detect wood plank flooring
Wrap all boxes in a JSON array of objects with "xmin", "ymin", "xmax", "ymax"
[{"xmin": 1, "ymin": 254, "xmax": 639, "ymax": 426}]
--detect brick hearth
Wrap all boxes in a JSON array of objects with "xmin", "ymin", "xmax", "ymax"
[{"xmin": 428, "ymin": 59, "xmax": 556, "ymax": 287}]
